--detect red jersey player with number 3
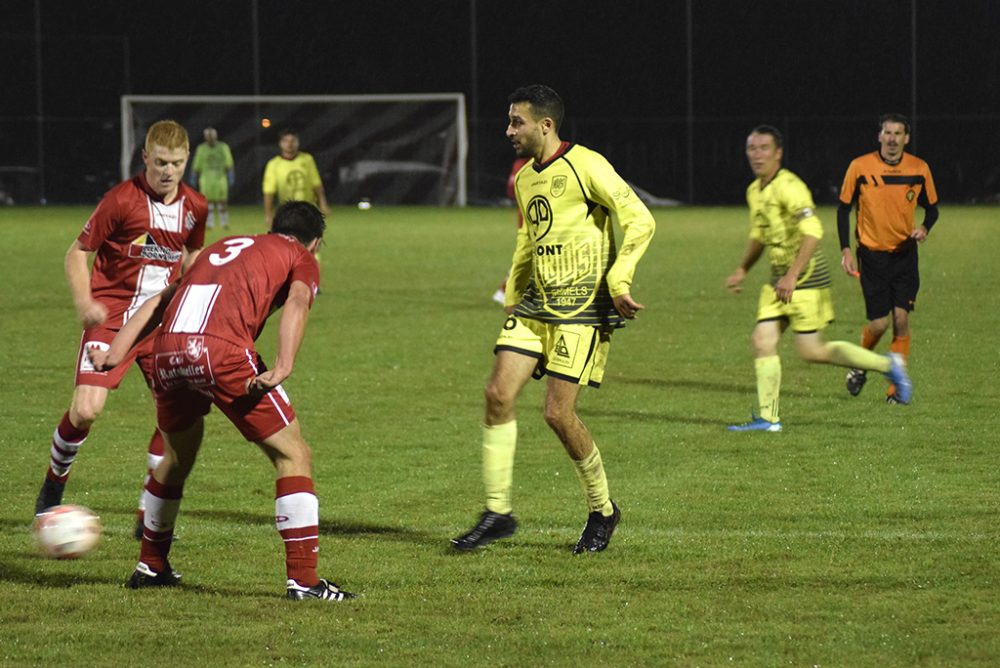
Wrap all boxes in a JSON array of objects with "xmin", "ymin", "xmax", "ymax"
[
  {"xmin": 35, "ymin": 121, "xmax": 207, "ymax": 536},
  {"xmin": 91, "ymin": 201, "xmax": 354, "ymax": 601}
]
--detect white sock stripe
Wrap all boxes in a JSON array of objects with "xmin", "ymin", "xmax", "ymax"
[
  {"xmin": 143, "ymin": 491, "xmax": 182, "ymax": 533},
  {"xmin": 275, "ymin": 491, "xmax": 319, "ymax": 530},
  {"xmin": 282, "ymin": 534, "xmax": 319, "ymax": 542},
  {"xmin": 49, "ymin": 445, "xmax": 79, "ymax": 465},
  {"xmin": 52, "ymin": 430, "xmax": 85, "ymax": 450}
]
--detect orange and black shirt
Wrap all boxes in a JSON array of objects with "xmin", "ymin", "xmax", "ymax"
[{"xmin": 838, "ymin": 151, "xmax": 939, "ymax": 252}]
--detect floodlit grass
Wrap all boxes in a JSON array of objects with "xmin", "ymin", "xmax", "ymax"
[{"xmin": 1, "ymin": 203, "xmax": 997, "ymax": 666}]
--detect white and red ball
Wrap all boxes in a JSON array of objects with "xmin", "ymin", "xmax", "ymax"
[{"xmin": 33, "ymin": 504, "xmax": 102, "ymax": 559}]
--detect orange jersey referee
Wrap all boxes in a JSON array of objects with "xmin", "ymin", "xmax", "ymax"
[{"xmin": 836, "ymin": 113, "xmax": 940, "ymax": 403}]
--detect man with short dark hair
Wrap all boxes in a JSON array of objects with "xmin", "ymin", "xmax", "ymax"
[
  {"xmin": 262, "ymin": 128, "xmax": 329, "ymax": 227},
  {"xmin": 725, "ymin": 125, "xmax": 912, "ymax": 432},
  {"xmin": 452, "ymin": 85, "xmax": 655, "ymax": 554},
  {"xmin": 838, "ymin": 113, "xmax": 940, "ymax": 403},
  {"xmin": 91, "ymin": 201, "xmax": 353, "ymax": 601}
]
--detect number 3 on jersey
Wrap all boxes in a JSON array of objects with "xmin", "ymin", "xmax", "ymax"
[{"xmin": 209, "ymin": 237, "xmax": 255, "ymax": 266}]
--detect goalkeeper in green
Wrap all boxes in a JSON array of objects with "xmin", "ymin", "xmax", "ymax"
[{"xmin": 191, "ymin": 127, "xmax": 234, "ymax": 230}]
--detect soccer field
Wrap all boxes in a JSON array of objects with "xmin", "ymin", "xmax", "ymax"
[{"xmin": 1, "ymin": 204, "xmax": 998, "ymax": 666}]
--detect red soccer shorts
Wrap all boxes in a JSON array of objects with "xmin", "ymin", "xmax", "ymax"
[
  {"xmin": 75, "ymin": 325, "xmax": 155, "ymax": 389},
  {"xmin": 151, "ymin": 333, "xmax": 296, "ymax": 442}
]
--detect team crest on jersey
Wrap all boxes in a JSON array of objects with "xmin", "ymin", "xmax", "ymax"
[
  {"xmin": 550, "ymin": 175, "xmax": 567, "ymax": 198},
  {"xmin": 906, "ymin": 189, "xmax": 915, "ymax": 202},
  {"xmin": 185, "ymin": 335, "xmax": 205, "ymax": 362},
  {"xmin": 526, "ymin": 195, "xmax": 553, "ymax": 241}
]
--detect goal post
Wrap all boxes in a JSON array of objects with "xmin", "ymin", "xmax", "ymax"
[{"xmin": 121, "ymin": 94, "xmax": 468, "ymax": 206}]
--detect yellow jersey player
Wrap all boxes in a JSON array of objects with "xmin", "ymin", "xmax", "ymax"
[
  {"xmin": 725, "ymin": 125, "xmax": 913, "ymax": 432},
  {"xmin": 837, "ymin": 113, "xmax": 940, "ymax": 402},
  {"xmin": 262, "ymin": 128, "xmax": 330, "ymax": 227},
  {"xmin": 452, "ymin": 85, "xmax": 655, "ymax": 554}
]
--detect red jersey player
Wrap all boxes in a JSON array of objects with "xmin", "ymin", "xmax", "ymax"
[
  {"xmin": 35, "ymin": 121, "xmax": 207, "ymax": 536},
  {"xmin": 91, "ymin": 201, "xmax": 353, "ymax": 601}
]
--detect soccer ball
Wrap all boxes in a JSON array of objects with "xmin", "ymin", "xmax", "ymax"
[{"xmin": 33, "ymin": 504, "xmax": 102, "ymax": 559}]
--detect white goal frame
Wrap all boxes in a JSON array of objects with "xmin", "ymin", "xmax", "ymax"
[{"xmin": 121, "ymin": 93, "xmax": 468, "ymax": 206}]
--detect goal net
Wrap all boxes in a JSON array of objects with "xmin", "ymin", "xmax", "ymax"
[{"xmin": 121, "ymin": 94, "xmax": 467, "ymax": 206}]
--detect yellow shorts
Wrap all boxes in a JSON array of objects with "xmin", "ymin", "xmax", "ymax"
[
  {"xmin": 495, "ymin": 316, "xmax": 611, "ymax": 388},
  {"xmin": 757, "ymin": 284, "xmax": 835, "ymax": 333}
]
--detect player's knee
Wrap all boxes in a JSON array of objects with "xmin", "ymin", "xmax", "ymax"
[
  {"xmin": 750, "ymin": 332, "xmax": 778, "ymax": 356},
  {"xmin": 543, "ymin": 404, "xmax": 574, "ymax": 432},
  {"xmin": 484, "ymin": 382, "xmax": 514, "ymax": 415},
  {"xmin": 70, "ymin": 400, "xmax": 103, "ymax": 426}
]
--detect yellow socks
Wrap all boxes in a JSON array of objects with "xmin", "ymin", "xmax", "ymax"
[
  {"xmin": 482, "ymin": 421, "xmax": 517, "ymax": 515},
  {"xmin": 572, "ymin": 445, "xmax": 614, "ymax": 517},
  {"xmin": 755, "ymin": 355, "xmax": 781, "ymax": 423}
]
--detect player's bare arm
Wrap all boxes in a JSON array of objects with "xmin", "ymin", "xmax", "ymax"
[
  {"xmin": 248, "ymin": 280, "xmax": 312, "ymax": 396},
  {"xmin": 90, "ymin": 283, "xmax": 179, "ymax": 371},
  {"xmin": 181, "ymin": 247, "xmax": 203, "ymax": 274},
  {"xmin": 726, "ymin": 240, "xmax": 764, "ymax": 293},
  {"xmin": 65, "ymin": 240, "xmax": 107, "ymax": 327},
  {"xmin": 263, "ymin": 193, "xmax": 276, "ymax": 226},
  {"xmin": 776, "ymin": 234, "xmax": 819, "ymax": 303},
  {"xmin": 314, "ymin": 187, "xmax": 330, "ymax": 216}
]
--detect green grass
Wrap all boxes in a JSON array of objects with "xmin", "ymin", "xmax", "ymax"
[{"xmin": 1, "ymin": 203, "xmax": 998, "ymax": 666}]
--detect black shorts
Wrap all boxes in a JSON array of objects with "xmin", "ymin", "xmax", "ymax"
[{"xmin": 857, "ymin": 243, "xmax": 919, "ymax": 320}]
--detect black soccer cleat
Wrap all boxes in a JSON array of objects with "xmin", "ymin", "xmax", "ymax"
[
  {"xmin": 127, "ymin": 561, "xmax": 181, "ymax": 589},
  {"xmin": 34, "ymin": 477, "xmax": 66, "ymax": 516},
  {"xmin": 573, "ymin": 499, "xmax": 621, "ymax": 555},
  {"xmin": 845, "ymin": 368, "xmax": 867, "ymax": 397},
  {"xmin": 286, "ymin": 578, "xmax": 356, "ymax": 601},
  {"xmin": 451, "ymin": 510, "xmax": 518, "ymax": 551}
]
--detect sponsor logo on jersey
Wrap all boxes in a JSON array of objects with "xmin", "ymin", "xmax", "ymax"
[
  {"xmin": 128, "ymin": 234, "xmax": 183, "ymax": 263},
  {"xmin": 526, "ymin": 195, "xmax": 553, "ymax": 241},
  {"xmin": 550, "ymin": 175, "xmax": 567, "ymax": 198}
]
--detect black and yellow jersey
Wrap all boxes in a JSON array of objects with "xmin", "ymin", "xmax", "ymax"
[
  {"xmin": 507, "ymin": 143, "xmax": 655, "ymax": 328},
  {"xmin": 746, "ymin": 168, "xmax": 830, "ymax": 289}
]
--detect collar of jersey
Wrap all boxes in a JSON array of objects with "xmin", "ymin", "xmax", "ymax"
[{"xmin": 532, "ymin": 142, "xmax": 573, "ymax": 172}]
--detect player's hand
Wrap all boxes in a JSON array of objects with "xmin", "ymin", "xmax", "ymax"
[
  {"xmin": 775, "ymin": 273, "xmax": 797, "ymax": 303},
  {"xmin": 86, "ymin": 345, "xmax": 111, "ymax": 371},
  {"xmin": 840, "ymin": 248, "xmax": 859, "ymax": 277},
  {"xmin": 246, "ymin": 369, "xmax": 289, "ymax": 397},
  {"xmin": 612, "ymin": 293, "xmax": 644, "ymax": 320},
  {"xmin": 725, "ymin": 268, "xmax": 746, "ymax": 293},
  {"xmin": 76, "ymin": 299, "xmax": 108, "ymax": 328},
  {"xmin": 910, "ymin": 225, "xmax": 928, "ymax": 242}
]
